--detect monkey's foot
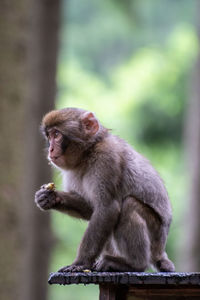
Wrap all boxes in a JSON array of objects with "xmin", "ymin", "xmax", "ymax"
[
  {"xmin": 93, "ymin": 255, "xmax": 138, "ymax": 272},
  {"xmin": 93, "ymin": 258, "xmax": 117, "ymax": 272},
  {"xmin": 58, "ymin": 264, "xmax": 90, "ymax": 273}
]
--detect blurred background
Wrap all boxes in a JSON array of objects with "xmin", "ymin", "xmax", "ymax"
[{"xmin": 1, "ymin": 0, "xmax": 200, "ymax": 299}]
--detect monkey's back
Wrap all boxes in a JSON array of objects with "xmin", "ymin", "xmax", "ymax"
[{"xmin": 103, "ymin": 134, "xmax": 172, "ymax": 227}]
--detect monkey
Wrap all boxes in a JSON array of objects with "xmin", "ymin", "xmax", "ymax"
[{"xmin": 35, "ymin": 107, "xmax": 175, "ymax": 273}]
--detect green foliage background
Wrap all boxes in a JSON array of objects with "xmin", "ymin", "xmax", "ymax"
[{"xmin": 49, "ymin": 1, "xmax": 199, "ymax": 299}]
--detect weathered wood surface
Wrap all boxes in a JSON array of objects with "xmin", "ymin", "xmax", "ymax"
[
  {"xmin": 48, "ymin": 272, "xmax": 200, "ymax": 299},
  {"xmin": 48, "ymin": 271, "xmax": 200, "ymax": 286}
]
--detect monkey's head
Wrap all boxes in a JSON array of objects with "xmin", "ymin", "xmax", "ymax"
[{"xmin": 41, "ymin": 107, "xmax": 106, "ymax": 170}]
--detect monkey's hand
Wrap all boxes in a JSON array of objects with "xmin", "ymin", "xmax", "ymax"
[
  {"xmin": 35, "ymin": 185, "xmax": 60, "ymax": 211},
  {"xmin": 58, "ymin": 263, "xmax": 92, "ymax": 273}
]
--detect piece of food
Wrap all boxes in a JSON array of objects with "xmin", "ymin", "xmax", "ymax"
[
  {"xmin": 83, "ymin": 269, "xmax": 91, "ymax": 273},
  {"xmin": 45, "ymin": 182, "xmax": 55, "ymax": 191}
]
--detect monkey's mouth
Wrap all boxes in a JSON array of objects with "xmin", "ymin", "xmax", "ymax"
[{"xmin": 49, "ymin": 155, "xmax": 61, "ymax": 163}]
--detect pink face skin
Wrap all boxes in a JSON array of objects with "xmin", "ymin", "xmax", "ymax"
[{"xmin": 47, "ymin": 128, "xmax": 66, "ymax": 169}]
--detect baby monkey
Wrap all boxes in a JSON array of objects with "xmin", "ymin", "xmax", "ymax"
[{"xmin": 35, "ymin": 107, "xmax": 175, "ymax": 273}]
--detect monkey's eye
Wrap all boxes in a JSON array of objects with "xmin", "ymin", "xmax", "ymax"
[
  {"xmin": 54, "ymin": 130, "xmax": 59, "ymax": 137},
  {"xmin": 54, "ymin": 130, "xmax": 62, "ymax": 140}
]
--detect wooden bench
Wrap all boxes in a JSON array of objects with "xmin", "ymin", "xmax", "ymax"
[{"xmin": 48, "ymin": 271, "xmax": 200, "ymax": 299}]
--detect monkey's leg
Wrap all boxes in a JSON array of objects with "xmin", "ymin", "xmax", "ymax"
[
  {"xmin": 95, "ymin": 214, "xmax": 150, "ymax": 272},
  {"xmin": 96, "ymin": 197, "xmax": 151, "ymax": 272},
  {"xmin": 115, "ymin": 197, "xmax": 151, "ymax": 271},
  {"xmin": 153, "ymin": 252, "xmax": 175, "ymax": 272},
  {"xmin": 150, "ymin": 225, "xmax": 175, "ymax": 272},
  {"xmin": 94, "ymin": 255, "xmax": 134, "ymax": 272},
  {"xmin": 151, "ymin": 235, "xmax": 175, "ymax": 272}
]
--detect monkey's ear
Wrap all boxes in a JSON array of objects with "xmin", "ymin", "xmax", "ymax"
[{"xmin": 81, "ymin": 112, "xmax": 99, "ymax": 136}]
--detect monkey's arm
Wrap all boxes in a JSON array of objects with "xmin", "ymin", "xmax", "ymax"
[
  {"xmin": 54, "ymin": 191, "xmax": 93, "ymax": 220},
  {"xmin": 59, "ymin": 197, "xmax": 120, "ymax": 272},
  {"xmin": 58, "ymin": 154, "xmax": 122, "ymax": 272},
  {"xmin": 35, "ymin": 188, "xmax": 93, "ymax": 221},
  {"xmin": 78, "ymin": 200, "xmax": 120, "ymax": 262}
]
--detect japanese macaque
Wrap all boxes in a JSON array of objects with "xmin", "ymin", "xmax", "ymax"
[{"xmin": 35, "ymin": 107, "xmax": 175, "ymax": 273}]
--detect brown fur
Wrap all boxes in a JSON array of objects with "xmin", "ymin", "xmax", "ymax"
[
  {"xmin": 42, "ymin": 107, "xmax": 86, "ymax": 128},
  {"xmin": 35, "ymin": 107, "xmax": 175, "ymax": 273}
]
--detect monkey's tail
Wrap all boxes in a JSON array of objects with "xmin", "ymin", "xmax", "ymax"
[{"xmin": 153, "ymin": 252, "xmax": 175, "ymax": 272}]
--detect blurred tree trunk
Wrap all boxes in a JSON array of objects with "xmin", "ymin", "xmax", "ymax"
[
  {"xmin": 0, "ymin": 1, "xmax": 28, "ymax": 299},
  {"xmin": 0, "ymin": 1, "xmax": 60, "ymax": 300},
  {"xmin": 21, "ymin": 1, "xmax": 60, "ymax": 300},
  {"xmin": 184, "ymin": 21, "xmax": 200, "ymax": 271}
]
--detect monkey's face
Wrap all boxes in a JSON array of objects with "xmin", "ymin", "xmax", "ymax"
[
  {"xmin": 42, "ymin": 108, "xmax": 104, "ymax": 170},
  {"xmin": 46, "ymin": 128, "xmax": 68, "ymax": 169},
  {"xmin": 45, "ymin": 126, "xmax": 88, "ymax": 170}
]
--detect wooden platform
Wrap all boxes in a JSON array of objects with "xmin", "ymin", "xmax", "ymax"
[{"xmin": 48, "ymin": 272, "xmax": 200, "ymax": 299}]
